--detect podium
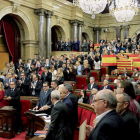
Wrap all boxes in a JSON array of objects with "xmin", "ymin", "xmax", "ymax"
[
  {"xmin": 0, "ymin": 106, "xmax": 16, "ymax": 139},
  {"xmin": 24, "ymin": 112, "xmax": 46, "ymax": 140}
]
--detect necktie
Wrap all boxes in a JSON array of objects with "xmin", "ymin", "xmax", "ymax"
[
  {"xmin": 89, "ymin": 96, "xmax": 94, "ymax": 105},
  {"xmin": 41, "ymin": 92, "xmax": 46, "ymax": 107},
  {"xmin": 93, "ymin": 118, "xmax": 98, "ymax": 127},
  {"xmin": 32, "ymin": 82, "xmax": 36, "ymax": 95},
  {"xmin": 11, "ymin": 89, "xmax": 14, "ymax": 93}
]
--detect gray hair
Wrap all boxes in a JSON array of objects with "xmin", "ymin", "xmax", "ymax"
[
  {"xmin": 64, "ymin": 83, "xmax": 73, "ymax": 92},
  {"xmin": 132, "ymin": 82, "xmax": 140, "ymax": 95},
  {"xmin": 59, "ymin": 84, "xmax": 67, "ymax": 93},
  {"xmin": 92, "ymin": 88, "xmax": 98, "ymax": 93},
  {"xmin": 99, "ymin": 91, "xmax": 117, "ymax": 108},
  {"xmin": 118, "ymin": 93, "xmax": 130, "ymax": 105},
  {"xmin": 90, "ymin": 77, "xmax": 95, "ymax": 81},
  {"xmin": 51, "ymin": 90, "xmax": 60, "ymax": 100}
]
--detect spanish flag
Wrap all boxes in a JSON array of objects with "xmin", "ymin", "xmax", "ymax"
[
  {"xmin": 102, "ymin": 55, "xmax": 117, "ymax": 66},
  {"xmin": 132, "ymin": 59, "xmax": 140, "ymax": 70},
  {"xmin": 94, "ymin": 44, "xmax": 100, "ymax": 50}
]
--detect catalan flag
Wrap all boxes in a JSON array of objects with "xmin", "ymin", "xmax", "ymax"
[
  {"xmin": 117, "ymin": 60, "xmax": 132, "ymax": 70},
  {"xmin": 132, "ymin": 59, "xmax": 140, "ymax": 70},
  {"xmin": 102, "ymin": 55, "xmax": 117, "ymax": 66}
]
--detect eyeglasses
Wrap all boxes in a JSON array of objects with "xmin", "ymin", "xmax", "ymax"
[
  {"xmin": 94, "ymin": 99, "xmax": 104, "ymax": 103},
  {"xmin": 43, "ymin": 86, "xmax": 48, "ymax": 87},
  {"xmin": 117, "ymin": 101, "xmax": 126, "ymax": 104}
]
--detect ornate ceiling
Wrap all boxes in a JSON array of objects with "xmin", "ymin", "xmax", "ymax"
[{"xmin": 67, "ymin": 0, "xmax": 140, "ymax": 14}]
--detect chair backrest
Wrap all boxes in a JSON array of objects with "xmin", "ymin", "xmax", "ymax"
[
  {"xmin": 90, "ymin": 70, "xmax": 100, "ymax": 82},
  {"xmin": 20, "ymin": 100, "xmax": 31, "ymax": 116},
  {"xmin": 76, "ymin": 75, "xmax": 89, "ymax": 89},
  {"xmin": 100, "ymin": 66, "xmax": 109, "ymax": 77},
  {"xmin": 74, "ymin": 89, "xmax": 91, "ymax": 98},
  {"xmin": 78, "ymin": 103, "xmax": 95, "ymax": 126}
]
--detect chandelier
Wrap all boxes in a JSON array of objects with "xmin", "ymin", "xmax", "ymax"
[
  {"xmin": 73, "ymin": 0, "xmax": 107, "ymax": 19},
  {"xmin": 108, "ymin": 0, "xmax": 139, "ymax": 23}
]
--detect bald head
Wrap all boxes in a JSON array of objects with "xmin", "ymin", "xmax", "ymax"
[
  {"xmin": 93, "ymin": 89, "xmax": 117, "ymax": 116},
  {"xmin": 58, "ymin": 84, "xmax": 67, "ymax": 101}
]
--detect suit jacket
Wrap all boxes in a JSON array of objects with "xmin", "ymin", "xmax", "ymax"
[
  {"xmin": 58, "ymin": 41, "xmax": 64, "ymax": 51},
  {"xmin": 45, "ymin": 101, "xmax": 72, "ymax": 140},
  {"xmin": 4, "ymin": 78, "xmax": 17, "ymax": 96},
  {"xmin": 41, "ymin": 72, "xmax": 52, "ymax": 85},
  {"xmin": 132, "ymin": 72, "xmax": 140, "ymax": 77},
  {"xmin": 36, "ymin": 89, "xmax": 52, "ymax": 108},
  {"xmin": 87, "ymin": 83, "xmax": 98, "ymax": 90},
  {"xmin": 63, "ymin": 68, "xmax": 68, "ymax": 81},
  {"xmin": 77, "ymin": 95, "xmax": 89, "ymax": 104},
  {"xmin": 67, "ymin": 92, "xmax": 78, "ymax": 124},
  {"xmin": 121, "ymin": 110, "xmax": 139, "ymax": 140},
  {"xmin": 100, "ymin": 85, "xmax": 112, "ymax": 90},
  {"xmin": 122, "ymin": 73, "xmax": 127, "ymax": 76},
  {"xmin": 31, "ymin": 59, "xmax": 38, "ymax": 65},
  {"xmin": 88, "ymin": 110, "xmax": 125, "ymax": 140},
  {"xmin": 73, "ymin": 40, "xmax": 80, "ymax": 51},
  {"xmin": 17, "ymin": 78, "xmax": 30, "ymax": 96},
  {"xmin": 82, "ymin": 42, "xmax": 88, "ymax": 52},
  {"xmin": 7, "ymin": 88, "xmax": 22, "ymax": 112},
  {"xmin": 87, "ymin": 94, "xmax": 95, "ymax": 104},
  {"xmin": 58, "ymin": 75, "xmax": 64, "ymax": 85},
  {"xmin": 102, "ymin": 79, "xmax": 112, "ymax": 82},
  {"xmin": 30, "ymin": 81, "xmax": 42, "ymax": 97},
  {"xmin": 15, "ymin": 63, "xmax": 24, "ymax": 73},
  {"xmin": 63, "ymin": 96, "xmax": 73, "ymax": 114}
]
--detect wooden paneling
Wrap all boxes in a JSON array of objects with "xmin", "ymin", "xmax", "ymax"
[{"xmin": 0, "ymin": 52, "xmax": 9, "ymax": 71}]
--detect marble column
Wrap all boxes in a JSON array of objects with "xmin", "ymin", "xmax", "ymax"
[
  {"xmin": 78, "ymin": 21, "xmax": 84, "ymax": 51},
  {"xmin": 34, "ymin": 9, "xmax": 45, "ymax": 60},
  {"xmin": 115, "ymin": 26, "xmax": 122, "ymax": 39},
  {"xmin": 45, "ymin": 10, "xmax": 53, "ymax": 59},
  {"xmin": 70, "ymin": 20, "xmax": 78, "ymax": 41},
  {"xmin": 23, "ymin": 40, "xmax": 37, "ymax": 63},
  {"xmin": 123, "ymin": 25, "xmax": 130, "ymax": 39},
  {"xmin": 94, "ymin": 27, "xmax": 101, "ymax": 43}
]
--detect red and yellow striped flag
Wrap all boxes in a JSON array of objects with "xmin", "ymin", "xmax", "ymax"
[
  {"xmin": 102, "ymin": 55, "xmax": 117, "ymax": 66},
  {"xmin": 94, "ymin": 44, "xmax": 100, "ymax": 50},
  {"xmin": 117, "ymin": 60, "xmax": 132, "ymax": 70},
  {"xmin": 132, "ymin": 59, "xmax": 140, "ymax": 70}
]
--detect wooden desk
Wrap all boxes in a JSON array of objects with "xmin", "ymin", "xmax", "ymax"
[
  {"xmin": 24, "ymin": 112, "xmax": 47, "ymax": 140},
  {"xmin": 0, "ymin": 106, "xmax": 16, "ymax": 139}
]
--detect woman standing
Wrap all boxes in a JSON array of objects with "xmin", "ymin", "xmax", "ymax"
[
  {"xmin": 77, "ymin": 89, "xmax": 89, "ymax": 103},
  {"xmin": 55, "ymin": 68, "xmax": 64, "ymax": 85},
  {"xmin": 0, "ymin": 82, "xmax": 5, "ymax": 108},
  {"xmin": 50, "ymin": 65, "xmax": 57, "ymax": 80}
]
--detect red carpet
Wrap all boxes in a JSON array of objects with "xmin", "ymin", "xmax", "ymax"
[{"xmin": 0, "ymin": 132, "xmax": 26, "ymax": 140}]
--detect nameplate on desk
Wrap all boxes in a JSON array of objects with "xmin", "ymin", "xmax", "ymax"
[{"xmin": 0, "ymin": 106, "xmax": 13, "ymax": 110}]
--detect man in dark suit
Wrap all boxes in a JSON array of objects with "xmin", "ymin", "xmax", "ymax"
[
  {"xmin": 6, "ymin": 81, "xmax": 22, "ymax": 135},
  {"xmin": 57, "ymin": 38, "xmax": 64, "ymax": 51},
  {"xmin": 116, "ymin": 93, "xmax": 139, "ymax": 140},
  {"xmin": 122, "ymin": 67, "xmax": 127, "ymax": 76},
  {"xmin": 64, "ymin": 83, "xmax": 78, "ymax": 138},
  {"xmin": 102, "ymin": 74, "xmax": 112, "ymax": 82},
  {"xmin": 30, "ymin": 74, "xmax": 42, "ymax": 97},
  {"xmin": 64, "ymin": 39, "xmax": 71, "ymax": 51},
  {"xmin": 33, "ymin": 82, "xmax": 52, "ymax": 114},
  {"xmin": 39, "ymin": 90, "xmax": 72, "ymax": 140},
  {"xmin": 58, "ymin": 84, "xmax": 73, "ymax": 114},
  {"xmin": 40, "ymin": 66, "xmax": 52, "ymax": 85},
  {"xmin": 17, "ymin": 72, "xmax": 30, "ymax": 96},
  {"xmin": 4, "ymin": 72, "xmax": 17, "ymax": 96},
  {"xmin": 86, "ymin": 89, "xmax": 125, "ymax": 140},
  {"xmin": 87, "ymin": 77, "xmax": 98, "ymax": 90},
  {"xmin": 62, "ymin": 63, "xmax": 68, "ymax": 81},
  {"xmin": 32, "ymin": 55, "xmax": 38, "ymax": 65},
  {"xmin": 99, "ymin": 37, "xmax": 105, "ymax": 43},
  {"xmin": 82, "ymin": 39, "xmax": 88, "ymax": 52},
  {"xmin": 100, "ymin": 80, "xmax": 112, "ymax": 90},
  {"xmin": 15, "ymin": 58, "xmax": 24, "ymax": 74},
  {"xmin": 87, "ymin": 88, "xmax": 98, "ymax": 105}
]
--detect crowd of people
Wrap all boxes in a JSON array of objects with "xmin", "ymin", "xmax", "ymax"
[{"xmin": 0, "ymin": 35, "xmax": 140, "ymax": 139}]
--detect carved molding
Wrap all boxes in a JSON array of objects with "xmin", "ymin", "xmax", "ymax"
[
  {"xmin": 12, "ymin": 2, "xmax": 20, "ymax": 13},
  {"xmin": 34, "ymin": 8, "xmax": 45, "ymax": 16},
  {"xmin": 122, "ymin": 25, "xmax": 130, "ymax": 30},
  {"xmin": 70, "ymin": 20, "xmax": 84, "ymax": 26},
  {"xmin": 94, "ymin": 27, "xmax": 101, "ymax": 31},
  {"xmin": 115, "ymin": 26, "xmax": 122, "ymax": 31},
  {"xmin": 44, "ymin": 10, "xmax": 54, "ymax": 18}
]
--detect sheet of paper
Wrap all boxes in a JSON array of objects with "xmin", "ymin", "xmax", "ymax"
[
  {"xmin": 79, "ymin": 119, "xmax": 87, "ymax": 140},
  {"xmin": 35, "ymin": 113, "xmax": 47, "ymax": 116}
]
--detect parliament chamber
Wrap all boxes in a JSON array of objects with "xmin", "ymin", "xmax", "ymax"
[{"xmin": 1, "ymin": 0, "xmax": 140, "ymax": 140}]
